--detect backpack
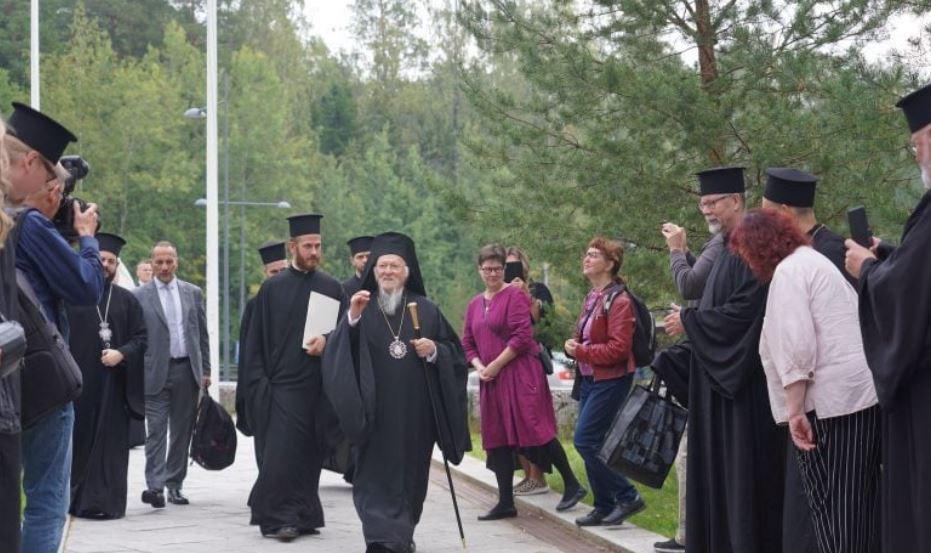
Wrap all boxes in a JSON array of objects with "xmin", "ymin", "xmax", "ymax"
[
  {"xmin": 603, "ymin": 284, "xmax": 656, "ymax": 368},
  {"xmin": 189, "ymin": 391, "xmax": 237, "ymax": 470}
]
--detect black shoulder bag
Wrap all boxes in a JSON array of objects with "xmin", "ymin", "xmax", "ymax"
[{"xmin": 16, "ymin": 270, "xmax": 83, "ymax": 428}]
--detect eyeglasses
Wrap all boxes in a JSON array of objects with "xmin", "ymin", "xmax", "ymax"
[
  {"xmin": 376, "ymin": 262, "xmax": 406, "ymax": 272},
  {"xmin": 698, "ymin": 194, "xmax": 734, "ymax": 210},
  {"xmin": 42, "ymin": 159, "xmax": 59, "ymax": 184},
  {"xmin": 480, "ymin": 266, "xmax": 503, "ymax": 274}
]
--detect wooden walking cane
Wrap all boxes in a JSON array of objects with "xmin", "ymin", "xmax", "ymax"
[{"xmin": 407, "ymin": 302, "xmax": 467, "ymax": 549}]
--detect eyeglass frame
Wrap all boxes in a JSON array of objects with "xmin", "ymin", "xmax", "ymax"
[
  {"xmin": 698, "ymin": 193, "xmax": 737, "ymax": 211},
  {"xmin": 479, "ymin": 265, "xmax": 504, "ymax": 274}
]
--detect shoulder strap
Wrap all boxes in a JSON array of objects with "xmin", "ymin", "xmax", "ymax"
[{"xmin": 601, "ymin": 282, "xmax": 625, "ymax": 315}]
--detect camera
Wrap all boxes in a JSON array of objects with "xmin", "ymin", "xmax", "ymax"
[{"xmin": 52, "ymin": 155, "xmax": 99, "ymax": 241}]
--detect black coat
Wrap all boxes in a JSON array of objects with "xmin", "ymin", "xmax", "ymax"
[{"xmin": 857, "ymin": 190, "xmax": 931, "ymax": 552}]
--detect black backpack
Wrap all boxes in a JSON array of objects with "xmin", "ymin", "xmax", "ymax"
[
  {"xmin": 190, "ymin": 392, "xmax": 237, "ymax": 470},
  {"xmin": 603, "ymin": 284, "xmax": 656, "ymax": 368}
]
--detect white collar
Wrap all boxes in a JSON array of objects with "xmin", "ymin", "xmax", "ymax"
[{"xmin": 157, "ymin": 277, "xmax": 177, "ymax": 291}]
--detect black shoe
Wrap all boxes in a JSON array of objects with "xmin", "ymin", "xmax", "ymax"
[
  {"xmin": 654, "ymin": 538, "xmax": 685, "ymax": 552},
  {"xmin": 477, "ymin": 503, "xmax": 517, "ymax": 521},
  {"xmin": 141, "ymin": 489, "xmax": 165, "ymax": 508},
  {"xmin": 167, "ymin": 489, "xmax": 189, "ymax": 505},
  {"xmin": 263, "ymin": 526, "xmax": 299, "ymax": 542},
  {"xmin": 602, "ymin": 495, "xmax": 646, "ymax": 525},
  {"xmin": 556, "ymin": 485, "xmax": 587, "ymax": 512},
  {"xmin": 575, "ymin": 508, "xmax": 607, "ymax": 526}
]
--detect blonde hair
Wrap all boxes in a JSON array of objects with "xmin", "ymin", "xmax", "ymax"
[
  {"xmin": 0, "ymin": 121, "xmax": 12, "ymax": 247},
  {"xmin": 505, "ymin": 246, "xmax": 530, "ymax": 278}
]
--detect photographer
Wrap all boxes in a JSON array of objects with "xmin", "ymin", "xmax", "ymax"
[{"xmin": 4, "ymin": 102, "xmax": 103, "ymax": 553}]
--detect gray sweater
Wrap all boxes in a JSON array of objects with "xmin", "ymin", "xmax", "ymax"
[{"xmin": 669, "ymin": 233, "xmax": 725, "ymax": 303}]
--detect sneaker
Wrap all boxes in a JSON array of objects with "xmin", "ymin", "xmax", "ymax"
[
  {"xmin": 514, "ymin": 479, "xmax": 549, "ymax": 496},
  {"xmin": 512, "ymin": 477, "xmax": 531, "ymax": 494},
  {"xmin": 654, "ymin": 538, "xmax": 685, "ymax": 552}
]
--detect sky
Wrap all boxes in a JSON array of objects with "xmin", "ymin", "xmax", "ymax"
[{"xmin": 301, "ymin": 0, "xmax": 931, "ymax": 73}]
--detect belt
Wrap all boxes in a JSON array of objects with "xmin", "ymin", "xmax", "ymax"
[{"xmin": 170, "ymin": 356, "xmax": 190, "ymax": 363}]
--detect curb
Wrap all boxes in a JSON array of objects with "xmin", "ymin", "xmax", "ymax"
[{"xmin": 432, "ymin": 449, "xmax": 666, "ymax": 553}]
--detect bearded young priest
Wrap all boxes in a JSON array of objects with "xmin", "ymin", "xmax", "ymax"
[
  {"xmin": 240, "ymin": 213, "xmax": 348, "ymax": 542},
  {"xmin": 323, "ymin": 232, "xmax": 470, "ymax": 553}
]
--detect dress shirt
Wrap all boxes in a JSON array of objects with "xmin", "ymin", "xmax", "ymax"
[
  {"xmin": 157, "ymin": 277, "xmax": 187, "ymax": 358},
  {"xmin": 759, "ymin": 246, "xmax": 878, "ymax": 423}
]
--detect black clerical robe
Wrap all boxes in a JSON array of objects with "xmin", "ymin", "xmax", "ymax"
[
  {"xmin": 241, "ymin": 267, "xmax": 346, "ymax": 533},
  {"xmin": 652, "ymin": 244, "xmax": 785, "ymax": 553},
  {"xmin": 234, "ymin": 296, "xmax": 257, "ymax": 438},
  {"xmin": 67, "ymin": 282, "xmax": 146, "ymax": 518},
  {"xmin": 857, "ymin": 190, "xmax": 931, "ymax": 552},
  {"xmin": 322, "ymin": 292, "xmax": 470, "ymax": 553},
  {"xmin": 342, "ymin": 274, "xmax": 363, "ymax": 297},
  {"xmin": 809, "ymin": 223, "xmax": 856, "ymax": 287}
]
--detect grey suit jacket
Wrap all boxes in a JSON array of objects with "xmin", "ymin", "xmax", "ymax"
[{"xmin": 133, "ymin": 279, "xmax": 210, "ymax": 395}]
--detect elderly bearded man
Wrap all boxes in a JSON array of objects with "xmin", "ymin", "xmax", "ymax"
[{"xmin": 323, "ymin": 232, "xmax": 470, "ymax": 553}]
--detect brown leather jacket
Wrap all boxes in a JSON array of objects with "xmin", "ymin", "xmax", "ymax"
[{"xmin": 574, "ymin": 285, "xmax": 636, "ymax": 381}]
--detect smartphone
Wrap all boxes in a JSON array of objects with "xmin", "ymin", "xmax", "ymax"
[
  {"xmin": 847, "ymin": 206, "xmax": 873, "ymax": 248},
  {"xmin": 504, "ymin": 261, "xmax": 525, "ymax": 283}
]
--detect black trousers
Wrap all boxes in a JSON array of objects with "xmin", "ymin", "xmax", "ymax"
[
  {"xmin": 795, "ymin": 406, "xmax": 881, "ymax": 553},
  {"xmin": 0, "ymin": 431, "xmax": 21, "ymax": 553}
]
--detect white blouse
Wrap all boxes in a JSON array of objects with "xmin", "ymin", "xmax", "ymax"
[{"xmin": 759, "ymin": 246, "xmax": 878, "ymax": 424}]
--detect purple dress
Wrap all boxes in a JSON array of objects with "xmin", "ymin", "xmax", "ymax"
[{"xmin": 462, "ymin": 285, "xmax": 558, "ymax": 451}]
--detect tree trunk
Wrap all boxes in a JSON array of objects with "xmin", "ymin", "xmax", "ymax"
[{"xmin": 694, "ymin": 0, "xmax": 724, "ymax": 164}]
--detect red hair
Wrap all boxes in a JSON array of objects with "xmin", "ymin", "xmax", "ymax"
[{"xmin": 729, "ymin": 209, "xmax": 810, "ymax": 283}]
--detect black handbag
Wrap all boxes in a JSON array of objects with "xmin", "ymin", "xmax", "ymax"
[
  {"xmin": 597, "ymin": 377, "xmax": 687, "ymax": 489},
  {"xmin": 190, "ymin": 389, "xmax": 237, "ymax": 470},
  {"xmin": 537, "ymin": 341, "xmax": 554, "ymax": 375},
  {"xmin": 16, "ymin": 270, "xmax": 83, "ymax": 428}
]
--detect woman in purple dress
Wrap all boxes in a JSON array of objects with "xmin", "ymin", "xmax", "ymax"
[{"xmin": 462, "ymin": 244, "xmax": 586, "ymax": 521}]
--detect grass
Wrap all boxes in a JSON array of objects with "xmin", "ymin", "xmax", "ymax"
[{"xmin": 468, "ymin": 431, "xmax": 679, "ymax": 538}]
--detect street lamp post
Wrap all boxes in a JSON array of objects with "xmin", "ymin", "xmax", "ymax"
[{"xmin": 195, "ymin": 198, "xmax": 290, "ymax": 380}]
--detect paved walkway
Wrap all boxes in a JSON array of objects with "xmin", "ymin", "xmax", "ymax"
[{"xmin": 63, "ymin": 436, "xmax": 636, "ymax": 553}]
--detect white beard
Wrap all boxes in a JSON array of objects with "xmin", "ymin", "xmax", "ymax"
[
  {"xmin": 378, "ymin": 287, "xmax": 404, "ymax": 316},
  {"xmin": 922, "ymin": 165, "xmax": 931, "ymax": 190},
  {"xmin": 707, "ymin": 221, "xmax": 722, "ymax": 234}
]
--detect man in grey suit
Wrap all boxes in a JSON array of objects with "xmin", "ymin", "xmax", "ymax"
[{"xmin": 133, "ymin": 241, "xmax": 210, "ymax": 508}]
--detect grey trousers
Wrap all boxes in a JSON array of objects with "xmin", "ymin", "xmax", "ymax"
[{"xmin": 144, "ymin": 358, "xmax": 198, "ymax": 492}]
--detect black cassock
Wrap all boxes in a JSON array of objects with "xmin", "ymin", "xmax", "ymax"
[
  {"xmin": 342, "ymin": 274, "xmax": 363, "ymax": 298},
  {"xmin": 322, "ymin": 292, "xmax": 470, "ymax": 553},
  {"xmin": 234, "ymin": 296, "xmax": 257, "ymax": 438},
  {"xmin": 653, "ymin": 244, "xmax": 786, "ymax": 553},
  {"xmin": 857, "ymin": 190, "xmax": 931, "ymax": 552},
  {"xmin": 67, "ymin": 282, "xmax": 146, "ymax": 518},
  {"xmin": 240, "ymin": 267, "xmax": 346, "ymax": 533}
]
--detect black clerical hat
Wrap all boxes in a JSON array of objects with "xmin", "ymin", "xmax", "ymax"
[
  {"xmin": 896, "ymin": 83, "xmax": 931, "ymax": 134},
  {"xmin": 763, "ymin": 168, "xmax": 818, "ymax": 208},
  {"xmin": 287, "ymin": 213, "xmax": 322, "ymax": 237},
  {"xmin": 5, "ymin": 102, "xmax": 78, "ymax": 164},
  {"xmin": 258, "ymin": 240, "xmax": 287, "ymax": 265},
  {"xmin": 361, "ymin": 232, "xmax": 426, "ymax": 296},
  {"xmin": 696, "ymin": 166, "xmax": 745, "ymax": 195},
  {"xmin": 96, "ymin": 232, "xmax": 126, "ymax": 257},
  {"xmin": 347, "ymin": 235, "xmax": 374, "ymax": 256}
]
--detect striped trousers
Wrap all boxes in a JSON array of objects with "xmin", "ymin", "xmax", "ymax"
[{"xmin": 795, "ymin": 406, "xmax": 881, "ymax": 553}]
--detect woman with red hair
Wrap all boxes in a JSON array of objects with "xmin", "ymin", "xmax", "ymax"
[{"xmin": 730, "ymin": 209, "xmax": 880, "ymax": 553}]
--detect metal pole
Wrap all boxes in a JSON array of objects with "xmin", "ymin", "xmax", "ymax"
[
  {"xmin": 30, "ymin": 0, "xmax": 39, "ymax": 109},
  {"xmin": 206, "ymin": 0, "xmax": 220, "ymax": 400},
  {"xmin": 239, "ymin": 194, "xmax": 246, "ymax": 327},
  {"xmin": 222, "ymin": 71, "xmax": 230, "ymax": 382}
]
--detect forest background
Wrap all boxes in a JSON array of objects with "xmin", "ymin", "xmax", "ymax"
[{"xmin": 2, "ymin": 0, "xmax": 930, "ymax": 373}]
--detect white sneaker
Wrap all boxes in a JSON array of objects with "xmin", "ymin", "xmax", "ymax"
[
  {"xmin": 512, "ymin": 478, "xmax": 531, "ymax": 494},
  {"xmin": 514, "ymin": 479, "xmax": 550, "ymax": 496}
]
